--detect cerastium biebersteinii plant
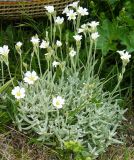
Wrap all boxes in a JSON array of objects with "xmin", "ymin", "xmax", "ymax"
[{"xmin": 1, "ymin": 1, "xmax": 131, "ymax": 159}]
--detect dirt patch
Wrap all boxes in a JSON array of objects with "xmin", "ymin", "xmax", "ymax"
[{"xmin": 0, "ymin": 127, "xmax": 58, "ymax": 160}]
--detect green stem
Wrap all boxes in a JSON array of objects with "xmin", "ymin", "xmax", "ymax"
[
  {"xmin": 47, "ymin": 60, "xmax": 50, "ymax": 72},
  {"xmin": 1, "ymin": 61, "xmax": 4, "ymax": 85},
  {"xmin": 59, "ymin": 71, "xmax": 64, "ymax": 89},
  {"xmin": 111, "ymin": 80, "xmax": 121, "ymax": 96},
  {"xmin": 87, "ymin": 39, "xmax": 93, "ymax": 68},
  {"xmin": 76, "ymin": 42, "xmax": 81, "ymax": 68},
  {"xmin": 111, "ymin": 65, "xmax": 126, "ymax": 95},
  {"xmin": 91, "ymin": 42, "xmax": 97, "ymax": 76},
  {"xmin": 53, "ymin": 14, "xmax": 56, "ymax": 44},
  {"xmin": 50, "ymin": 15, "xmax": 53, "ymax": 43},
  {"xmin": 53, "ymin": 25, "xmax": 56, "ymax": 44},
  {"xmin": 58, "ymin": 26, "xmax": 62, "ymax": 42},
  {"xmin": 76, "ymin": 14, "xmax": 81, "ymax": 31},
  {"xmin": 20, "ymin": 54, "xmax": 23, "ymax": 79},
  {"xmin": 58, "ymin": 26, "xmax": 63, "ymax": 60},
  {"xmin": 84, "ymin": 33, "xmax": 88, "ymax": 55},
  {"xmin": 54, "ymin": 47, "xmax": 57, "ymax": 58},
  {"xmin": 7, "ymin": 63, "xmax": 14, "ymax": 86},
  {"xmin": 73, "ymin": 20, "xmax": 76, "ymax": 31},
  {"xmin": 98, "ymin": 56, "xmax": 104, "ymax": 75},
  {"xmin": 57, "ymin": 109, "xmax": 60, "ymax": 130},
  {"xmin": 30, "ymin": 52, "xmax": 34, "ymax": 71},
  {"xmin": 93, "ymin": 42, "xmax": 97, "ymax": 62},
  {"xmin": 71, "ymin": 58, "xmax": 76, "ymax": 73},
  {"xmin": 37, "ymin": 51, "xmax": 42, "ymax": 77},
  {"xmin": 60, "ymin": 48, "xmax": 63, "ymax": 61}
]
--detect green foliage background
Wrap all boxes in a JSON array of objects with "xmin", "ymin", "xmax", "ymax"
[{"xmin": 81, "ymin": 0, "xmax": 134, "ymax": 103}]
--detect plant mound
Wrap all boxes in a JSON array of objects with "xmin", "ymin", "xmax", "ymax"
[{"xmin": 15, "ymin": 73, "xmax": 124, "ymax": 158}]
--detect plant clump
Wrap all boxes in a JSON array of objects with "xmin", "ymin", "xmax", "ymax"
[{"xmin": 0, "ymin": 1, "xmax": 131, "ymax": 159}]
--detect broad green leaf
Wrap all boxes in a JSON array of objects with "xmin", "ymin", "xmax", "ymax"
[
  {"xmin": 119, "ymin": 30, "xmax": 134, "ymax": 52},
  {"xmin": 97, "ymin": 19, "xmax": 118, "ymax": 55}
]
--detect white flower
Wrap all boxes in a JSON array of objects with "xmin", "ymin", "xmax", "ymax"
[
  {"xmin": 77, "ymin": 7, "xmax": 89, "ymax": 16},
  {"xmin": 56, "ymin": 40, "xmax": 62, "ymax": 47},
  {"xmin": 78, "ymin": 23, "xmax": 89, "ymax": 33},
  {"xmin": 11, "ymin": 86, "xmax": 25, "ymax": 100},
  {"xmin": 88, "ymin": 21, "xmax": 99, "ymax": 30},
  {"xmin": 117, "ymin": 50, "xmax": 131, "ymax": 64},
  {"xmin": 73, "ymin": 34, "xmax": 82, "ymax": 41},
  {"xmin": 44, "ymin": 5, "xmax": 55, "ymax": 14},
  {"xmin": 78, "ymin": 28, "xmax": 84, "ymax": 33},
  {"xmin": 30, "ymin": 35, "xmax": 40, "ymax": 46},
  {"xmin": 55, "ymin": 16, "xmax": 64, "ymax": 25},
  {"xmin": 24, "ymin": 71, "xmax": 39, "ymax": 85},
  {"xmin": 15, "ymin": 42, "xmax": 22, "ymax": 55},
  {"xmin": 52, "ymin": 96, "xmax": 65, "ymax": 109},
  {"xmin": 81, "ymin": 24, "xmax": 88, "ymax": 29},
  {"xmin": 52, "ymin": 61, "xmax": 60, "ymax": 67},
  {"xmin": 91, "ymin": 32, "xmax": 99, "ymax": 40},
  {"xmin": 117, "ymin": 50, "xmax": 127, "ymax": 56},
  {"xmin": 67, "ymin": 10, "xmax": 77, "ymax": 20},
  {"xmin": 45, "ymin": 49, "xmax": 54, "ymax": 58},
  {"xmin": 62, "ymin": 6, "xmax": 69, "ymax": 14},
  {"xmin": 16, "ymin": 42, "xmax": 23, "ymax": 48},
  {"xmin": 69, "ymin": 48, "xmax": 76, "ymax": 57},
  {"xmin": 40, "ymin": 40, "xmax": 49, "ymax": 49},
  {"xmin": 69, "ymin": 1, "xmax": 79, "ymax": 8},
  {"xmin": 0, "ymin": 45, "xmax": 9, "ymax": 56}
]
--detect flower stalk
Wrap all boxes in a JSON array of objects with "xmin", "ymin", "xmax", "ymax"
[
  {"xmin": 1, "ymin": 61, "xmax": 4, "ymax": 85},
  {"xmin": 87, "ymin": 39, "xmax": 93, "ymax": 68},
  {"xmin": 7, "ymin": 63, "xmax": 14, "ymax": 86}
]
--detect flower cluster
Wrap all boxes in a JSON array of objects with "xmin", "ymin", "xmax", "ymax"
[
  {"xmin": 69, "ymin": 48, "xmax": 76, "ymax": 57},
  {"xmin": 10, "ymin": 2, "xmax": 131, "ymax": 107},
  {"xmin": 44, "ymin": 5, "xmax": 55, "ymax": 14},
  {"xmin": 40, "ymin": 40, "xmax": 49, "ymax": 49},
  {"xmin": 73, "ymin": 35, "xmax": 82, "ymax": 41},
  {"xmin": 15, "ymin": 42, "xmax": 23, "ymax": 55},
  {"xmin": 0, "ymin": 45, "xmax": 10, "ymax": 56},
  {"xmin": 11, "ymin": 70, "xmax": 65, "ymax": 108},
  {"xmin": 31, "ymin": 35, "xmax": 62, "ymax": 49},
  {"xmin": 78, "ymin": 21, "xmax": 100, "ymax": 41},
  {"xmin": 88, "ymin": 21, "xmax": 99, "ymax": 31},
  {"xmin": 30, "ymin": 34, "xmax": 40, "ymax": 46},
  {"xmin": 63, "ymin": 1, "xmax": 88, "ymax": 21},
  {"xmin": 52, "ymin": 61, "xmax": 60, "ymax": 67},
  {"xmin": 11, "ymin": 70, "xmax": 39, "ymax": 99},
  {"xmin": 0, "ymin": 45, "xmax": 9, "ymax": 65},
  {"xmin": 117, "ymin": 50, "xmax": 131, "ymax": 65},
  {"xmin": 56, "ymin": 40, "xmax": 62, "ymax": 47},
  {"xmin": 16, "ymin": 41, "xmax": 23, "ymax": 48},
  {"xmin": 55, "ymin": 16, "xmax": 64, "ymax": 25}
]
